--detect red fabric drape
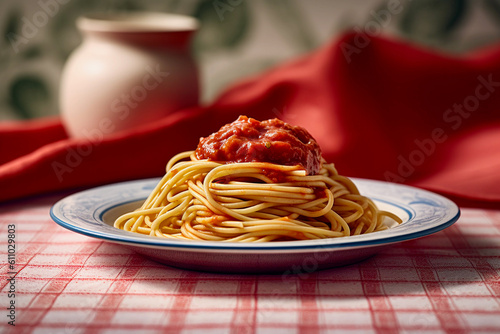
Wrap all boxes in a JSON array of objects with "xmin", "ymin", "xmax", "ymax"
[{"xmin": 1, "ymin": 33, "xmax": 499, "ymax": 206}]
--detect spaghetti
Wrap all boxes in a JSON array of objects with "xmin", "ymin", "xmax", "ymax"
[{"xmin": 114, "ymin": 117, "xmax": 401, "ymax": 242}]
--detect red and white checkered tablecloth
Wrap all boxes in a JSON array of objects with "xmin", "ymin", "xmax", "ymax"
[{"xmin": 1, "ymin": 194, "xmax": 500, "ymax": 334}]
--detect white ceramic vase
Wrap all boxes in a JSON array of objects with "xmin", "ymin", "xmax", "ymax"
[{"xmin": 59, "ymin": 12, "xmax": 199, "ymax": 138}]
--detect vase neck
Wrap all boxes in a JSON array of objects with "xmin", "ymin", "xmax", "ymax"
[
  {"xmin": 77, "ymin": 12, "xmax": 198, "ymax": 51},
  {"xmin": 83, "ymin": 30, "xmax": 195, "ymax": 51}
]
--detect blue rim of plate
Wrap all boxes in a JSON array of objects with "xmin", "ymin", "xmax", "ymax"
[{"xmin": 50, "ymin": 178, "xmax": 460, "ymax": 252}]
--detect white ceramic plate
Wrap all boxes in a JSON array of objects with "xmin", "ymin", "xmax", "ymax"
[{"xmin": 50, "ymin": 178, "xmax": 460, "ymax": 274}]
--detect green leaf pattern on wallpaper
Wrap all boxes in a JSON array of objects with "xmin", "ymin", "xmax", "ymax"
[
  {"xmin": 399, "ymin": 0, "xmax": 468, "ymax": 44},
  {"xmin": 1, "ymin": 0, "xmax": 500, "ymax": 120},
  {"xmin": 192, "ymin": 0, "xmax": 250, "ymax": 51}
]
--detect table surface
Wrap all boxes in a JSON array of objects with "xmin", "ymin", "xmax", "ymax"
[{"xmin": 1, "ymin": 194, "xmax": 500, "ymax": 334}]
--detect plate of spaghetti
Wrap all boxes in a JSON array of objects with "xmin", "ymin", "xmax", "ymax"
[{"xmin": 51, "ymin": 116, "xmax": 460, "ymax": 273}]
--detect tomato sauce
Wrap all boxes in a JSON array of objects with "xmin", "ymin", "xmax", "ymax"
[{"xmin": 195, "ymin": 116, "xmax": 322, "ymax": 175}]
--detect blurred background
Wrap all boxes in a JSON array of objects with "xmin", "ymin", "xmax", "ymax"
[{"xmin": 1, "ymin": 0, "xmax": 500, "ymax": 121}]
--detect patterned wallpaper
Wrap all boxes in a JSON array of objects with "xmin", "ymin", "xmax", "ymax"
[{"xmin": 1, "ymin": 0, "xmax": 500, "ymax": 120}]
